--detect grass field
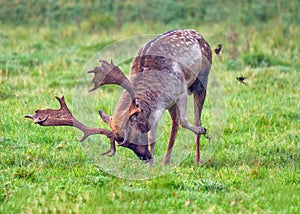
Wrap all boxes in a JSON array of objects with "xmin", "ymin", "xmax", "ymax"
[{"xmin": 1, "ymin": 2, "xmax": 300, "ymax": 213}]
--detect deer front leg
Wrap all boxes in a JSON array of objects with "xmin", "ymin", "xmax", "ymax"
[
  {"xmin": 176, "ymin": 94, "xmax": 206, "ymax": 135},
  {"xmin": 148, "ymin": 106, "xmax": 180, "ymax": 165},
  {"xmin": 162, "ymin": 104, "xmax": 180, "ymax": 165}
]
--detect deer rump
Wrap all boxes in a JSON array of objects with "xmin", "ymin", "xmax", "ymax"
[{"xmin": 25, "ymin": 29, "xmax": 212, "ymax": 165}]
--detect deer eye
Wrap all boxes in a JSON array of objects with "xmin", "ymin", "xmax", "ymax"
[{"xmin": 129, "ymin": 113, "xmax": 138, "ymax": 122}]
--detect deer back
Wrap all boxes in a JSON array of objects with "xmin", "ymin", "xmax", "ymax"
[{"xmin": 131, "ymin": 29, "xmax": 212, "ymax": 87}]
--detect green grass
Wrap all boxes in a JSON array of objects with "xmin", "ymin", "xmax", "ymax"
[{"xmin": 1, "ymin": 9, "xmax": 300, "ymax": 214}]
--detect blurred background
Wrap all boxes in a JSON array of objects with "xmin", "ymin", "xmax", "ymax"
[
  {"xmin": 1, "ymin": 0, "xmax": 299, "ymax": 72},
  {"xmin": 1, "ymin": 0, "xmax": 299, "ymax": 30}
]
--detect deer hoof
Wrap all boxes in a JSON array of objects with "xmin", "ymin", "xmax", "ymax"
[{"xmin": 197, "ymin": 126, "xmax": 206, "ymax": 134}]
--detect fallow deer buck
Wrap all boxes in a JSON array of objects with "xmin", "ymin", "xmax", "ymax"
[{"xmin": 25, "ymin": 29, "xmax": 212, "ymax": 164}]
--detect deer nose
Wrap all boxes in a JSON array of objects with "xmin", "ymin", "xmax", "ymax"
[{"xmin": 139, "ymin": 153, "xmax": 152, "ymax": 162}]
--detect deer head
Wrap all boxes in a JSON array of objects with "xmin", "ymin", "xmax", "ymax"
[
  {"xmin": 98, "ymin": 107, "xmax": 152, "ymax": 161},
  {"xmin": 89, "ymin": 60, "xmax": 152, "ymax": 161}
]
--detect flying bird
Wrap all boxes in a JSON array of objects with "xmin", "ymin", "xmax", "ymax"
[
  {"xmin": 214, "ymin": 44, "xmax": 222, "ymax": 55},
  {"xmin": 236, "ymin": 76, "xmax": 247, "ymax": 84}
]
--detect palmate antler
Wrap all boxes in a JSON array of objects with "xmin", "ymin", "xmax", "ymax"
[
  {"xmin": 88, "ymin": 60, "xmax": 135, "ymax": 100},
  {"xmin": 25, "ymin": 60, "xmax": 137, "ymax": 157},
  {"xmin": 25, "ymin": 96, "xmax": 117, "ymax": 156}
]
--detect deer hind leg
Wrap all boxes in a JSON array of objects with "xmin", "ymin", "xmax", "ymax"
[
  {"xmin": 190, "ymin": 78, "xmax": 207, "ymax": 164},
  {"xmin": 176, "ymin": 92, "xmax": 206, "ymax": 135},
  {"xmin": 162, "ymin": 104, "xmax": 180, "ymax": 165}
]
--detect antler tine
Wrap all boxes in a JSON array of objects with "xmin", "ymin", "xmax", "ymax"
[
  {"xmin": 98, "ymin": 109, "xmax": 111, "ymax": 125},
  {"xmin": 25, "ymin": 96, "xmax": 117, "ymax": 156},
  {"xmin": 88, "ymin": 59, "xmax": 136, "ymax": 100},
  {"xmin": 100, "ymin": 137, "xmax": 116, "ymax": 157},
  {"xmin": 98, "ymin": 59, "xmax": 111, "ymax": 69}
]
